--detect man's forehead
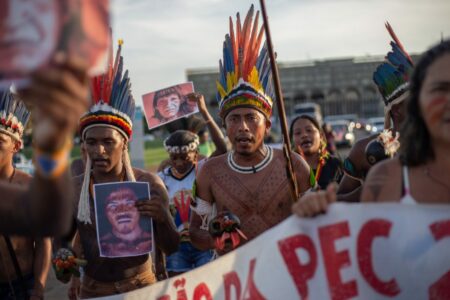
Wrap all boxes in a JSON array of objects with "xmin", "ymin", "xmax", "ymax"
[
  {"xmin": 107, "ymin": 188, "xmax": 136, "ymax": 200},
  {"xmin": 227, "ymin": 107, "xmax": 263, "ymax": 117},
  {"xmin": 85, "ymin": 127, "xmax": 122, "ymax": 139}
]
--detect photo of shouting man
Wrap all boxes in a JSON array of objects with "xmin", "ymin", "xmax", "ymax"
[
  {"xmin": 142, "ymin": 82, "xmax": 198, "ymax": 130},
  {"xmin": 94, "ymin": 182, "xmax": 153, "ymax": 258}
]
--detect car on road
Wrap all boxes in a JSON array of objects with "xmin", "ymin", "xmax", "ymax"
[
  {"xmin": 366, "ymin": 117, "xmax": 385, "ymax": 134},
  {"xmin": 328, "ymin": 120, "xmax": 355, "ymax": 147}
]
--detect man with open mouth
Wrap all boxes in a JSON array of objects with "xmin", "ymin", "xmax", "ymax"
[
  {"xmin": 100, "ymin": 187, "xmax": 153, "ymax": 257},
  {"xmin": 53, "ymin": 41, "xmax": 179, "ymax": 299},
  {"xmin": 189, "ymin": 5, "xmax": 311, "ymax": 257}
]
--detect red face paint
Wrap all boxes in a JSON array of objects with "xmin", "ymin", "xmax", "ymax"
[{"xmin": 423, "ymin": 96, "xmax": 448, "ymax": 126}]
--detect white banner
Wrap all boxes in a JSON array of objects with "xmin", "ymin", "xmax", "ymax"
[{"xmin": 95, "ymin": 204, "xmax": 450, "ymax": 300}]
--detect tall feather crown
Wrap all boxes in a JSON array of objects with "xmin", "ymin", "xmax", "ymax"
[
  {"xmin": 0, "ymin": 88, "xmax": 30, "ymax": 146},
  {"xmin": 79, "ymin": 39, "xmax": 135, "ymax": 140},
  {"xmin": 216, "ymin": 4, "xmax": 274, "ymax": 119},
  {"xmin": 373, "ymin": 22, "xmax": 414, "ymax": 106}
]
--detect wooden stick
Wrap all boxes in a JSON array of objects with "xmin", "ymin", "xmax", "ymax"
[{"xmin": 259, "ymin": 0, "xmax": 299, "ymax": 201}]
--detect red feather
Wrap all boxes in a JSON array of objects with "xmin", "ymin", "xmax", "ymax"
[{"xmin": 385, "ymin": 22, "xmax": 413, "ymax": 65}]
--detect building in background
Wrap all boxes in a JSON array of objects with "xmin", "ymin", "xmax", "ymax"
[{"xmin": 186, "ymin": 54, "xmax": 420, "ymax": 122}]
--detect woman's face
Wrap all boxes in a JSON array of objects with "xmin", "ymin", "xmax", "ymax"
[
  {"xmin": 169, "ymin": 151, "xmax": 197, "ymax": 175},
  {"xmin": 292, "ymin": 118, "xmax": 322, "ymax": 156},
  {"xmin": 156, "ymin": 93, "xmax": 181, "ymax": 120},
  {"xmin": 419, "ymin": 53, "xmax": 450, "ymax": 144}
]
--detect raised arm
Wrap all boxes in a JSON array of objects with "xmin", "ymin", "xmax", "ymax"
[
  {"xmin": 0, "ymin": 54, "xmax": 90, "ymax": 236},
  {"xmin": 187, "ymin": 93, "xmax": 228, "ymax": 157}
]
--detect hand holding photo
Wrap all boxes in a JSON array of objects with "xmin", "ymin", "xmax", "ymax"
[
  {"xmin": 142, "ymin": 82, "xmax": 198, "ymax": 130},
  {"xmin": 93, "ymin": 181, "xmax": 153, "ymax": 258},
  {"xmin": 0, "ymin": 0, "xmax": 110, "ymax": 89}
]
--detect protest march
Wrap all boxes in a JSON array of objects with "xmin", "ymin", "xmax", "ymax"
[{"xmin": 0, "ymin": 1, "xmax": 448, "ymax": 299}]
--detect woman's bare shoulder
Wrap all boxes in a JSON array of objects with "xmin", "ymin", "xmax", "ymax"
[{"xmin": 361, "ymin": 158, "xmax": 403, "ymax": 203}]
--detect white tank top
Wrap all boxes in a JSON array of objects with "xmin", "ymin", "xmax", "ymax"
[
  {"xmin": 158, "ymin": 166, "xmax": 196, "ymax": 233},
  {"xmin": 400, "ymin": 166, "xmax": 417, "ymax": 204}
]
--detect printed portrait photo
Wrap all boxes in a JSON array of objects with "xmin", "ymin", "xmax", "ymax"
[
  {"xmin": 142, "ymin": 82, "xmax": 198, "ymax": 130},
  {"xmin": 0, "ymin": 0, "xmax": 110, "ymax": 89},
  {"xmin": 93, "ymin": 182, "xmax": 153, "ymax": 258}
]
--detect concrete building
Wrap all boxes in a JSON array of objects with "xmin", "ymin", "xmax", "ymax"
[{"xmin": 186, "ymin": 54, "xmax": 419, "ymax": 120}]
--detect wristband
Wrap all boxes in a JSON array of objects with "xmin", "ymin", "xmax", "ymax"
[{"xmin": 33, "ymin": 138, "xmax": 72, "ymax": 179}]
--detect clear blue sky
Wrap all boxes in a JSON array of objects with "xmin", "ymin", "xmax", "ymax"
[{"xmin": 111, "ymin": 0, "xmax": 450, "ymax": 107}]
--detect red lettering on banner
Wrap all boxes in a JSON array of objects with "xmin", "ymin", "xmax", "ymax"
[
  {"xmin": 223, "ymin": 271, "xmax": 242, "ymax": 300},
  {"xmin": 429, "ymin": 220, "xmax": 450, "ymax": 300},
  {"xmin": 278, "ymin": 234, "xmax": 317, "ymax": 299},
  {"xmin": 157, "ymin": 296, "xmax": 171, "ymax": 300},
  {"xmin": 174, "ymin": 278, "xmax": 188, "ymax": 300},
  {"xmin": 319, "ymin": 221, "xmax": 357, "ymax": 300},
  {"xmin": 357, "ymin": 219, "xmax": 400, "ymax": 296},
  {"xmin": 192, "ymin": 283, "xmax": 213, "ymax": 300},
  {"xmin": 242, "ymin": 259, "xmax": 266, "ymax": 300}
]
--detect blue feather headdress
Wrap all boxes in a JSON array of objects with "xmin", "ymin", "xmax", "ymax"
[
  {"xmin": 373, "ymin": 22, "xmax": 414, "ymax": 106},
  {"xmin": 216, "ymin": 4, "xmax": 274, "ymax": 119},
  {"xmin": 77, "ymin": 39, "xmax": 137, "ymax": 225},
  {"xmin": 79, "ymin": 39, "xmax": 135, "ymax": 141},
  {"xmin": 0, "ymin": 88, "xmax": 30, "ymax": 147}
]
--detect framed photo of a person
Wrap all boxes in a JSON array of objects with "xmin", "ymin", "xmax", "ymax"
[
  {"xmin": 0, "ymin": 0, "xmax": 110, "ymax": 89},
  {"xmin": 142, "ymin": 82, "xmax": 198, "ymax": 130},
  {"xmin": 93, "ymin": 181, "xmax": 153, "ymax": 258}
]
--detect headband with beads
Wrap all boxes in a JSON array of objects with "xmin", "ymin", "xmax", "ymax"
[{"xmin": 163, "ymin": 136, "xmax": 200, "ymax": 154}]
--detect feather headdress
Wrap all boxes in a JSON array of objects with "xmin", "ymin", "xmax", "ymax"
[
  {"xmin": 77, "ymin": 39, "xmax": 136, "ymax": 225},
  {"xmin": 216, "ymin": 4, "xmax": 274, "ymax": 119},
  {"xmin": 79, "ymin": 39, "xmax": 135, "ymax": 141},
  {"xmin": 0, "ymin": 88, "xmax": 30, "ymax": 147},
  {"xmin": 373, "ymin": 22, "xmax": 414, "ymax": 107}
]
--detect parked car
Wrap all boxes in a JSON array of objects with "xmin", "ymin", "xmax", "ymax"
[
  {"xmin": 293, "ymin": 103, "xmax": 323, "ymax": 125},
  {"xmin": 328, "ymin": 120, "xmax": 355, "ymax": 147},
  {"xmin": 324, "ymin": 114, "xmax": 358, "ymax": 130},
  {"xmin": 366, "ymin": 117, "xmax": 385, "ymax": 134}
]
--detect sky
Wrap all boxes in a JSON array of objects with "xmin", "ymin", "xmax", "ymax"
[{"xmin": 110, "ymin": 0, "xmax": 450, "ymax": 107}]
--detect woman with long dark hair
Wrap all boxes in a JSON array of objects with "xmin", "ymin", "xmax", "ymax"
[
  {"xmin": 293, "ymin": 40, "xmax": 450, "ymax": 217},
  {"xmin": 290, "ymin": 115, "xmax": 343, "ymax": 190},
  {"xmin": 361, "ymin": 40, "xmax": 450, "ymax": 203}
]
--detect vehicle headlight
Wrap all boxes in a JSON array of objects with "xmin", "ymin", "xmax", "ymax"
[
  {"xmin": 365, "ymin": 124, "xmax": 371, "ymax": 131},
  {"xmin": 372, "ymin": 126, "xmax": 378, "ymax": 132},
  {"xmin": 345, "ymin": 133, "xmax": 353, "ymax": 140}
]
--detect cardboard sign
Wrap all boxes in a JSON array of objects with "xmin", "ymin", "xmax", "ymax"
[{"xmin": 142, "ymin": 82, "xmax": 197, "ymax": 130}]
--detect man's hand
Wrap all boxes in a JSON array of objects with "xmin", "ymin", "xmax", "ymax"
[
  {"xmin": 292, "ymin": 183, "xmax": 337, "ymax": 218},
  {"xmin": 19, "ymin": 53, "xmax": 90, "ymax": 152},
  {"xmin": 68, "ymin": 276, "xmax": 81, "ymax": 300},
  {"xmin": 136, "ymin": 199, "xmax": 171, "ymax": 224},
  {"xmin": 186, "ymin": 92, "xmax": 207, "ymax": 114}
]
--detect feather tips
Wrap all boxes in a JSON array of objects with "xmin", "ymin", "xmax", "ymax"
[
  {"xmin": 373, "ymin": 22, "xmax": 414, "ymax": 102},
  {"xmin": 90, "ymin": 39, "xmax": 135, "ymax": 120},
  {"xmin": 216, "ymin": 4, "xmax": 274, "ymax": 104}
]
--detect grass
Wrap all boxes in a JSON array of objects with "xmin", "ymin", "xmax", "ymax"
[
  {"xmin": 21, "ymin": 139, "xmax": 168, "ymax": 170},
  {"xmin": 144, "ymin": 139, "xmax": 168, "ymax": 169}
]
